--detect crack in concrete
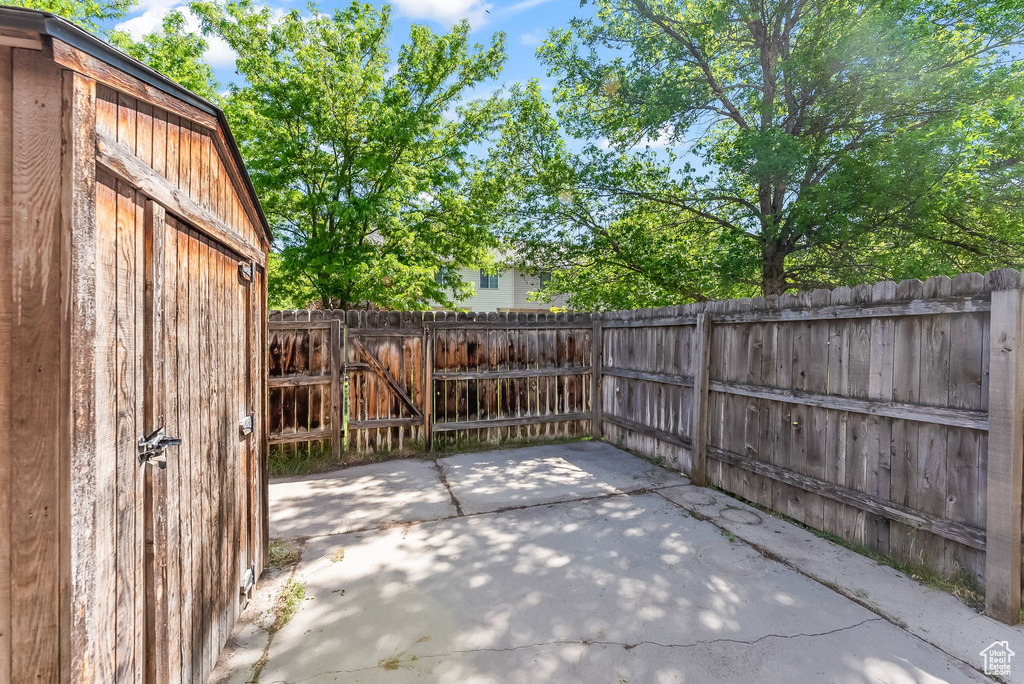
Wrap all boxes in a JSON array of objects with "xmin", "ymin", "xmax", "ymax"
[
  {"xmin": 282, "ymin": 483, "xmax": 690, "ymax": 543},
  {"xmin": 247, "ymin": 538, "xmax": 310, "ymax": 684},
  {"xmin": 283, "ymin": 617, "xmax": 883, "ymax": 682},
  {"xmin": 651, "ymin": 489, "xmax": 998, "ymax": 682},
  {"xmin": 432, "ymin": 460, "xmax": 464, "ymax": 516},
  {"xmin": 596, "ymin": 616, "xmax": 883, "ymax": 650}
]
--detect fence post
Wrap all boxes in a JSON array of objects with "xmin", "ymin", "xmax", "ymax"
[
  {"xmin": 986, "ymin": 269, "xmax": 1024, "ymax": 624},
  {"xmin": 423, "ymin": 324, "xmax": 434, "ymax": 451},
  {"xmin": 330, "ymin": 319, "xmax": 343, "ymax": 463},
  {"xmin": 592, "ymin": 314, "xmax": 603, "ymax": 440},
  {"xmin": 689, "ymin": 312, "xmax": 712, "ymax": 487}
]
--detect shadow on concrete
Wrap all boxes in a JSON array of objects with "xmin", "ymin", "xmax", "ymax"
[
  {"xmin": 269, "ymin": 459, "xmax": 457, "ymax": 538},
  {"xmin": 232, "ymin": 443, "xmax": 985, "ymax": 683}
]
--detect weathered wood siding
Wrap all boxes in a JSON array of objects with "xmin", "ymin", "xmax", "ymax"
[
  {"xmin": 90, "ymin": 78, "xmax": 268, "ymax": 684},
  {"xmin": 93, "ymin": 84, "xmax": 263, "ymax": 258},
  {"xmin": 0, "ymin": 45, "xmax": 12, "ymax": 684},
  {"xmin": 0, "ymin": 45, "xmax": 67, "ymax": 684},
  {"xmin": 154, "ymin": 215, "xmax": 261, "ymax": 683},
  {"xmin": 0, "ymin": 38, "xmax": 269, "ymax": 684}
]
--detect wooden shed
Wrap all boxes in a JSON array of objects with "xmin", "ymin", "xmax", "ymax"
[{"xmin": 0, "ymin": 8, "xmax": 271, "ymax": 683}]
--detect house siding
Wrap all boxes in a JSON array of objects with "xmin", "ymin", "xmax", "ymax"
[
  {"xmin": 513, "ymin": 271, "xmax": 568, "ymax": 310},
  {"xmin": 435, "ymin": 267, "xmax": 566, "ymax": 312},
  {"xmin": 447, "ymin": 266, "xmax": 514, "ymax": 311}
]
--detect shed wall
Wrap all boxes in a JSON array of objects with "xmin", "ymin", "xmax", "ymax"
[
  {"xmin": 88, "ymin": 70, "xmax": 269, "ymax": 684},
  {"xmin": 0, "ymin": 40, "xmax": 268, "ymax": 684},
  {"xmin": 0, "ymin": 45, "xmax": 68, "ymax": 684},
  {"xmin": 0, "ymin": 46, "xmax": 12, "ymax": 684}
]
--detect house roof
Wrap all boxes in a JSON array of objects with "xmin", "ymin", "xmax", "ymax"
[{"xmin": 0, "ymin": 6, "xmax": 272, "ymax": 245}]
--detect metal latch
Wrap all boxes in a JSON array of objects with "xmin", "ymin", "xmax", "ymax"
[
  {"xmin": 238, "ymin": 261, "xmax": 254, "ymax": 281},
  {"xmin": 239, "ymin": 413, "xmax": 255, "ymax": 436},
  {"xmin": 137, "ymin": 427, "xmax": 182, "ymax": 468}
]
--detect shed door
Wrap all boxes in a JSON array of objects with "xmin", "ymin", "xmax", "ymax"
[{"xmin": 143, "ymin": 204, "xmax": 255, "ymax": 683}]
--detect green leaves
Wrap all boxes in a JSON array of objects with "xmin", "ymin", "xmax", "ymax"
[
  {"xmin": 0, "ymin": 0, "xmax": 134, "ymax": 33},
  {"xmin": 110, "ymin": 10, "xmax": 219, "ymax": 101},
  {"xmin": 193, "ymin": 0, "xmax": 508, "ymax": 309},
  {"xmin": 6, "ymin": 0, "xmax": 220, "ymax": 104},
  {"xmin": 487, "ymin": 0, "xmax": 1024, "ymax": 305}
]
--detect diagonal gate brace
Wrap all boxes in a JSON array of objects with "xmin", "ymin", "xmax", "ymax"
[{"xmin": 350, "ymin": 337, "xmax": 423, "ymax": 417}]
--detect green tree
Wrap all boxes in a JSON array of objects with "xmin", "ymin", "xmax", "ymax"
[
  {"xmin": 0, "ymin": 0, "xmax": 133, "ymax": 33},
  {"xmin": 110, "ymin": 10, "xmax": 219, "ymax": 101},
  {"xmin": 485, "ymin": 0, "xmax": 1024, "ymax": 307},
  {"xmin": 192, "ymin": 0, "xmax": 507, "ymax": 310}
]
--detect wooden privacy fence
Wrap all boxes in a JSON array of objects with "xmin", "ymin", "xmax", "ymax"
[
  {"xmin": 267, "ymin": 311, "xmax": 595, "ymax": 454},
  {"xmin": 600, "ymin": 268, "xmax": 1024, "ymax": 625},
  {"xmin": 266, "ymin": 267, "xmax": 1024, "ymax": 624}
]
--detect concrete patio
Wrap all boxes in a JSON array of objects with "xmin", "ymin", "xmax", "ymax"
[{"xmin": 213, "ymin": 441, "xmax": 1022, "ymax": 683}]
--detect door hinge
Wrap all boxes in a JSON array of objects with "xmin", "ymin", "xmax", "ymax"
[
  {"xmin": 138, "ymin": 427, "xmax": 182, "ymax": 468},
  {"xmin": 238, "ymin": 261, "xmax": 254, "ymax": 281},
  {"xmin": 239, "ymin": 412, "xmax": 255, "ymax": 436}
]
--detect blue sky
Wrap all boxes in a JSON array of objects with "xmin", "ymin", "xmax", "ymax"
[
  {"xmin": 113, "ymin": 0, "xmax": 591, "ymax": 95},
  {"xmin": 110, "ymin": 0, "xmax": 687, "ymax": 166}
]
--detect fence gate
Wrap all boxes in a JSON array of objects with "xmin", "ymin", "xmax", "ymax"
[
  {"xmin": 267, "ymin": 311, "xmax": 428, "ymax": 454},
  {"xmin": 343, "ymin": 311, "xmax": 427, "ymax": 452},
  {"xmin": 426, "ymin": 313, "xmax": 594, "ymax": 444},
  {"xmin": 267, "ymin": 311, "xmax": 598, "ymax": 453}
]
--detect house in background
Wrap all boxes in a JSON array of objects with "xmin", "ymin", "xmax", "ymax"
[{"xmin": 435, "ymin": 266, "xmax": 569, "ymax": 312}]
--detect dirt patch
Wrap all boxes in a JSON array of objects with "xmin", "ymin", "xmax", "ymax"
[{"xmin": 267, "ymin": 538, "xmax": 303, "ymax": 570}]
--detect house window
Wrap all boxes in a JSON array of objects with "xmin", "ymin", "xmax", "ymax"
[
  {"xmin": 434, "ymin": 266, "xmax": 453, "ymax": 284},
  {"xmin": 479, "ymin": 270, "xmax": 498, "ymax": 289},
  {"xmin": 539, "ymin": 271, "xmax": 552, "ymax": 288}
]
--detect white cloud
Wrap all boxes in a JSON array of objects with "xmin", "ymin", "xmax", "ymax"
[
  {"xmin": 641, "ymin": 127, "xmax": 677, "ymax": 148},
  {"xmin": 389, "ymin": 0, "xmax": 493, "ymax": 27},
  {"xmin": 505, "ymin": 0, "xmax": 553, "ymax": 14},
  {"xmin": 520, "ymin": 27, "xmax": 546, "ymax": 46},
  {"xmin": 203, "ymin": 36, "xmax": 237, "ymax": 67},
  {"xmin": 115, "ymin": 3, "xmax": 238, "ymax": 68},
  {"xmin": 116, "ymin": 4, "xmax": 168, "ymax": 36},
  {"xmin": 599, "ymin": 126, "xmax": 679, "ymax": 150}
]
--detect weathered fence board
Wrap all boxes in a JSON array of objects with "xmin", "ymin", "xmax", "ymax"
[
  {"xmin": 985, "ymin": 271, "xmax": 1024, "ymax": 622},
  {"xmin": 598, "ymin": 270, "xmax": 1012, "ymax": 621},
  {"xmin": 425, "ymin": 312, "xmax": 594, "ymax": 445},
  {"xmin": 345, "ymin": 310, "xmax": 424, "ymax": 452}
]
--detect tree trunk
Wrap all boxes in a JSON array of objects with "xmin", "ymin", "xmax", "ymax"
[{"xmin": 761, "ymin": 243, "xmax": 788, "ymax": 296}]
